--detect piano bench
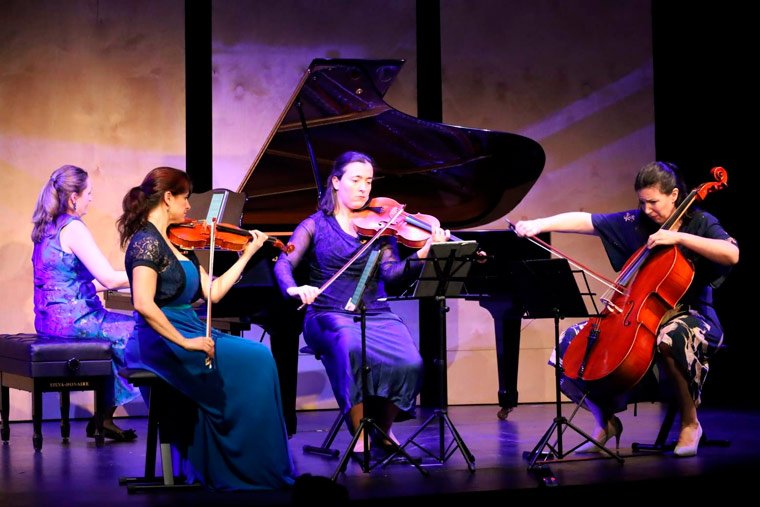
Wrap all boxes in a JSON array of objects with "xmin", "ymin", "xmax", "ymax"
[
  {"xmin": 0, "ymin": 333, "xmax": 112, "ymax": 450},
  {"xmin": 117, "ymin": 367, "xmax": 200, "ymax": 492},
  {"xmin": 299, "ymin": 345, "xmax": 349, "ymax": 459}
]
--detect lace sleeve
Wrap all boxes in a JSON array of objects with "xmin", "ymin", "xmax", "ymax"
[
  {"xmin": 126, "ymin": 230, "xmax": 167, "ymax": 274},
  {"xmin": 273, "ymin": 217, "xmax": 316, "ymax": 298}
]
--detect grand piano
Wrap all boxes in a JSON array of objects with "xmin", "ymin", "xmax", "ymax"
[{"xmin": 205, "ymin": 58, "xmax": 547, "ymax": 432}]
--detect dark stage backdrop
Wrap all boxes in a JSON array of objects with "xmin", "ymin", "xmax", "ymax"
[{"xmin": 653, "ymin": 4, "xmax": 755, "ymax": 408}]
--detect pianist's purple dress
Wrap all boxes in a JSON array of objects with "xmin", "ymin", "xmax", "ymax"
[
  {"xmin": 124, "ymin": 222, "xmax": 295, "ymax": 491},
  {"xmin": 32, "ymin": 213, "xmax": 139, "ymax": 408},
  {"xmin": 274, "ymin": 211, "xmax": 424, "ymax": 421}
]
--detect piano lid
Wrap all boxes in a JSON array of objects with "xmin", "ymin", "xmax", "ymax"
[{"xmin": 238, "ymin": 58, "xmax": 545, "ymax": 231}]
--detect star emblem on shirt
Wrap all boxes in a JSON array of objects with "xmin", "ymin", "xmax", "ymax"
[{"xmin": 624, "ymin": 212, "xmax": 635, "ymax": 222}]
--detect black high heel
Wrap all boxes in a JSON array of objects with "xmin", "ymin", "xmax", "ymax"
[
  {"xmin": 86, "ymin": 417, "xmax": 137, "ymax": 442},
  {"xmin": 85, "ymin": 416, "xmax": 98, "ymax": 438}
]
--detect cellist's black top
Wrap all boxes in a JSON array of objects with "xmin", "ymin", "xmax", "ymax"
[{"xmin": 591, "ymin": 208, "xmax": 736, "ymax": 345}]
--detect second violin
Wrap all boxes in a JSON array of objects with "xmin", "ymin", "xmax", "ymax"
[
  {"xmin": 167, "ymin": 219, "xmax": 294, "ymax": 254},
  {"xmin": 352, "ymin": 196, "xmax": 462, "ymax": 248}
]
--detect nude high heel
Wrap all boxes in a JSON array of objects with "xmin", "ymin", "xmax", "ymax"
[
  {"xmin": 673, "ymin": 422, "xmax": 702, "ymax": 457},
  {"xmin": 576, "ymin": 415, "xmax": 623, "ymax": 453}
]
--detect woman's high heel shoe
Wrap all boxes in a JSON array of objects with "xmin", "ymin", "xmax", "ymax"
[
  {"xmin": 576, "ymin": 415, "xmax": 623, "ymax": 453},
  {"xmin": 673, "ymin": 422, "xmax": 702, "ymax": 457},
  {"xmin": 86, "ymin": 416, "xmax": 137, "ymax": 442}
]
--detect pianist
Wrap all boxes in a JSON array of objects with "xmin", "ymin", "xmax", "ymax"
[
  {"xmin": 273, "ymin": 151, "xmax": 449, "ymax": 453},
  {"xmin": 31, "ymin": 164, "xmax": 140, "ymax": 441}
]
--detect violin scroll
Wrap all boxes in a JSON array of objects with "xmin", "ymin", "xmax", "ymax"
[{"xmin": 269, "ymin": 237, "xmax": 295, "ymax": 254}]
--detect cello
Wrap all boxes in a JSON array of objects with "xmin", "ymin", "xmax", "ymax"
[{"xmin": 561, "ymin": 167, "xmax": 729, "ymax": 396}]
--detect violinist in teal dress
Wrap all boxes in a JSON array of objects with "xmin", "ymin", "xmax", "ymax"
[
  {"xmin": 118, "ymin": 166, "xmax": 295, "ymax": 491},
  {"xmin": 31, "ymin": 164, "xmax": 140, "ymax": 441}
]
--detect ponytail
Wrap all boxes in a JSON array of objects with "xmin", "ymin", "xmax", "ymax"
[{"xmin": 31, "ymin": 165, "xmax": 88, "ymax": 243}]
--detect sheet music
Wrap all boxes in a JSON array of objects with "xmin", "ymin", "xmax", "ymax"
[{"xmin": 205, "ymin": 190, "xmax": 228, "ymax": 223}]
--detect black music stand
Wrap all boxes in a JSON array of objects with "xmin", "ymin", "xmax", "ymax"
[
  {"xmin": 515, "ymin": 259, "xmax": 623, "ymax": 484},
  {"xmin": 331, "ymin": 250, "xmax": 428, "ymax": 481},
  {"xmin": 382, "ymin": 241, "xmax": 479, "ymax": 472}
]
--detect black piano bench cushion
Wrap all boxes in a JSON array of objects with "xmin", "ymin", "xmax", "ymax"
[
  {"xmin": 0, "ymin": 333, "xmax": 112, "ymax": 377},
  {"xmin": 0, "ymin": 333, "xmax": 114, "ymax": 450}
]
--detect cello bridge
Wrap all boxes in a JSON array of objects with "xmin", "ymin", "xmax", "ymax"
[{"xmin": 601, "ymin": 297, "xmax": 623, "ymax": 314}]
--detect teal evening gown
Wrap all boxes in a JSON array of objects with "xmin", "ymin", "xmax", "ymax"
[{"xmin": 124, "ymin": 223, "xmax": 296, "ymax": 491}]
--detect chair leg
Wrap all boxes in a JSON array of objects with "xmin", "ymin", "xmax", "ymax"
[
  {"xmin": 59, "ymin": 391, "xmax": 71, "ymax": 440},
  {"xmin": 119, "ymin": 385, "xmax": 158, "ymax": 486},
  {"xmin": 1, "ymin": 385, "xmax": 9, "ymax": 442},
  {"xmin": 159, "ymin": 441, "xmax": 174, "ymax": 486},
  {"xmin": 32, "ymin": 387, "xmax": 43, "ymax": 451},
  {"xmin": 91, "ymin": 380, "xmax": 105, "ymax": 448},
  {"xmin": 119, "ymin": 381, "xmax": 201, "ymax": 492},
  {"xmin": 144, "ymin": 386, "xmax": 159, "ymax": 479},
  {"xmin": 303, "ymin": 409, "xmax": 347, "ymax": 458},
  {"xmin": 632, "ymin": 403, "xmax": 731, "ymax": 452},
  {"xmin": 632, "ymin": 404, "xmax": 678, "ymax": 452}
]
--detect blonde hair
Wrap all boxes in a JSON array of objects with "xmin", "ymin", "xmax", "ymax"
[{"xmin": 31, "ymin": 165, "xmax": 88, "ymax": 243}]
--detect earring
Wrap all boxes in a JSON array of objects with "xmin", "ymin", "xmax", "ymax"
[{"xmin": 73, "ymin": 201, "xmax": 77, "ymax": 212}]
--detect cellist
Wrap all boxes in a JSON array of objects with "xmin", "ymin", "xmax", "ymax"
[{"xmin": 514, "ymin": 161, "xmax": 739, "ymax": 457}]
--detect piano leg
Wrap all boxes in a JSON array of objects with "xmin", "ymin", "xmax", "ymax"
[
  {"xmin": 269, "ymin": 330, "xmax": 299, "ymax": 436},
  {"xmin": 418, "ymin": 298, "xmax": 444, "ymax": 408},
  {"xmin": 265, "ymin": 305, "xmax": 304, "ymax": 437},
  {"xmin": 419, "ymin": 299, "xmax": 522, "ymax": 418},
  {"xmin": 477, "ymin": 301, "xmax": 521, "ymax": 420},
  {"xmin": 495, "ymin": 316, "xmax": 521, "ymax": 419}
]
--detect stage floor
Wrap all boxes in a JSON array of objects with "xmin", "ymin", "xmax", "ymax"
[{"xmin": 2, "ymin": 402, "xmax": 758, "ymax": 506}]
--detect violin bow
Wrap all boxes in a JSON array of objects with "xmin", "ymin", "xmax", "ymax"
[{"xmin": 204, "ymin": 219, "xmax": 216, "ymax": 369}]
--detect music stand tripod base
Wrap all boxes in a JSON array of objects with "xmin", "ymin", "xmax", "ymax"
[
  {"xmin": 511, "ymin": 259, "xmax": 623, "ymax": 481},
  {"xmin": 389, "ymin": 242, "xmax": 479, "ymax": 472},
  {"xmin": 387, "ymin": 405, "xmax": 475, "ymax": 472}
]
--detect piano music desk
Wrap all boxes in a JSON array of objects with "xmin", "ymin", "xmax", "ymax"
[{"xmin": 104, "ymin": 290, "xmax": 252, "ymax": 337}]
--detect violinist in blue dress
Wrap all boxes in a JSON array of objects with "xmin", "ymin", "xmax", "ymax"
[{"xmin": 117, "ymin": 166, "xmax": 295, "ymax": 490}]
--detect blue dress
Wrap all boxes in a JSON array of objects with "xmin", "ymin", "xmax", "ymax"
[
  {"xmin": 274, "ymin": 211, "xmax": 423, "ymax": 421},
  {"xmin": 124, "ymin": 223, "xmax": 295, "ymax": 491},
  {"xmin": 32, "ymin": 213, "xmax": 139, "ymax": 408}
]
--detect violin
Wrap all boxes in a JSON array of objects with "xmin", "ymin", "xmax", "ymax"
[
  {"xmin": 167, "ymin": 219, "xmax": 294, "ymax": 254},
  {"xmin": 352, "ymin": 196, "xmax": 462, "ymax": 248}
]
